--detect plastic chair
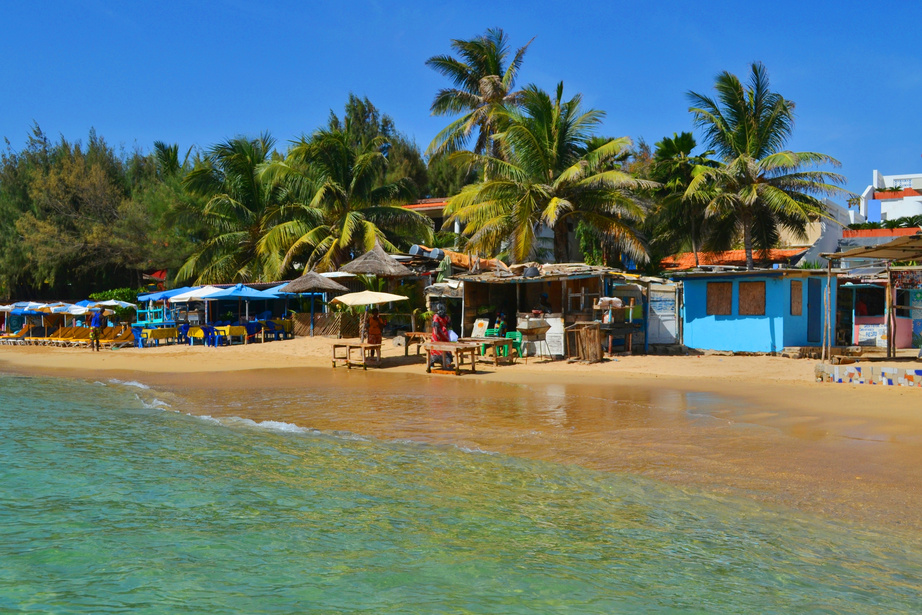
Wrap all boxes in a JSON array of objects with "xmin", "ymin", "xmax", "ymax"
[
  {"xmin": 245, "ymin": 321, "xmax": 263, "ymax": 343},
  {"xmin": 481, "ymin": 328, "xmax": 499, "ymax": 355},
  {"xmin": 131, "ymin": 327, "xmax": 145, "ymax": 348},
  {"xmin": 178, "ymin": 324, "xmax": 190, "ymax": 345},
  {"xmin": 504, "ymin": 331, "xmax": 522, "ymax": 357},
  {"xmin": 263, "ymin": 320, "xmax": 283, "ymax": 342}
]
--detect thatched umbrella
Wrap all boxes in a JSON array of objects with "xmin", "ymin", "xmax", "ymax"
[
  {"xmin": 339, "ymin": 243, "xmax": 414, "ymax": 341},
  {"xmin": 339, "ymin": 242, "xmax": 414, "ymax": 278},
  {"xmin": 278, "ymin": 272, "xmax": 349, "ymax": 336}
]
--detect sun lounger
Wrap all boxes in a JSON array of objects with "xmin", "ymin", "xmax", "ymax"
[
  {"xmin": 24, "ymin": 326, "xmax": 56, "ymax": 345},
  {"xmin": 66, "ymin": 327, "xmax": 93, "ymax": 347},
  {"xmin": 0, "ymin": 324, "xmax": 33, "ymax": 345},
  {"xmin": 44, "ymin": 326, "xmax": 72, "ymax": 346},
  {"xmin": 100, "ymin": 327, "xmax": 135, "ymax": 349}
]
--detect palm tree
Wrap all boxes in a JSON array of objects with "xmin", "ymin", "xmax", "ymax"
[
  {"xmin": 176, "ymin": 133, "xmax": 286, "ymax": 284},
  {"xmin": 648, "ymin": 132, "xmax": 715, "ymax": 267},
  {"xmin": 686, "ymin": 62, "xmax": 848, "ymax": 270},
  {"xmin": 425, "ymin": 28, "xmax": 532, "ymax": 160},
  {"xmin": 444, "ymin": 83, "xmax": 653, "ymax": 264},
  {"xmin": 260, "ymin": 129, "xmax": 433, "ymax": 272}
]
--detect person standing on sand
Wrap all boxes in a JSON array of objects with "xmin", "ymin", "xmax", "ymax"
[
  {"xmin": 429, "ymin": 305, "xmax": 453, "ymax": 369},
  {"xmin": 366, "ymin": 308, "xmax": 387, "ymax": 359},
  {"xmin": 89, "ymin": 309, "xmax": 102, "ymax": 352}
]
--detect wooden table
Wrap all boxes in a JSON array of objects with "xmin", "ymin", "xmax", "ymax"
[
  {"xmin": 141, "ymin": 327, "xmax": 178, "ymax": 347},
  {"xmin": 214, "ymin": 325, "xmax": 248, "ymax": 345},
  {"xmin": 331, "ymin": 342, "xmax": 382, "ymax": 370},
  {"xmin": 458, "ymin": 337, "xmax": 514, "ymax": 367},
  {"xmin": 403, "ymin": 331, "xmax": 429, "ymax": 356},
  {"xmin": 424, "ymin": 342, "xmax": 480, "ymax": 375}
]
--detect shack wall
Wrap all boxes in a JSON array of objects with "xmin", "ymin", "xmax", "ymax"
[{"xmin": 682, "ymin": 274, "xmax": 835, "ymax": 352}]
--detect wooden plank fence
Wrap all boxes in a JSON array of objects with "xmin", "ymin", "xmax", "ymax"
[{"xmin": 293, "ymin": 313, "xmax": 360, "ymax": 338}]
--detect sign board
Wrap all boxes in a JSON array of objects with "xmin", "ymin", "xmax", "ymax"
[
  {"xmin": 857, "ymin": 324, "xmax": 887, "ymax": 346},
  {"xmin": 471, "ymin": 318, "xmax": 489, "ymax": 338}
]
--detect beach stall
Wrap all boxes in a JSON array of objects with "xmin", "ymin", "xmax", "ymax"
[
  {"xmin": 675, "ymin": 269, "xmax": 836, "ymax": 353},
  {"xmin": 823, "ymin": 231, "xmax": 922, "ymax": 358},
  {"xmin": 451, "ymin": 264, "xmax": 666, "ymax": 358}
]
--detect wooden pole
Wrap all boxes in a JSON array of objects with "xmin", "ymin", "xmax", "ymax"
[
  {"xmin": 823, "ymin": 261, "xmax": 832, "ymax": 362},
  {"xmin": 886, "ymin": 262, "xmax": 893, "ymax": 359}
]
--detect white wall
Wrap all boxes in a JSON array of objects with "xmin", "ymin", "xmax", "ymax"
[{"xmin": 882, "ymin": 198, "xmax": 922, "ymax": 220}]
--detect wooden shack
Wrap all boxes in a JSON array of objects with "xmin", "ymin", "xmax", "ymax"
[{"xmin": 451, "ymin": 265, "xmax": 676, "ymax": 357}]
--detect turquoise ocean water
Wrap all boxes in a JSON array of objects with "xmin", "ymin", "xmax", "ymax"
[{"xmin": 1, "ymin": 372, "xmax": 921, "ymax": 613}]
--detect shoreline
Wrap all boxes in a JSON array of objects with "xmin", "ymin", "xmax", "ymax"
[{"xmin": 4, "ymin": 338, "xmax": 922, "ymax": 531}]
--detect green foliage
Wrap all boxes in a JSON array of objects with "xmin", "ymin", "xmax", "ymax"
[
  {"xmin": 329, "ymin": 94, "xmax": 429, "ymax": 196},
  {"xmin": 426, "ymin": 28, "xmax": 532, "ymax": 161},
  {"xmin": 176, "ymin": 133, "xmax": 284, "ymax": 284},
  {"xmin": 0, "ymin": 124, "xmax": 199, "ymax": 300},
  {"xmin": 260, "ymin": 128, "xmax": 433, "ymax": 272},
  {"xmin": 686, "ymin": 62, "xmax": 849, "ymax": 270},
  {"xmin": 426, "ymin": 153, "xmax": 477, "ymax": 198},
  {"xmin": 642, "ymin": 132, "xmax": 717, "ymax": 271},
  {"xmin": 848, "ymin": 215, "xmax": 922, "ymax": 230},
  {"xmin": 445, "ymin": 83, "xmax": 652, "ymax": 264},
  {"xmin": 88, "ymin": 287, "xmax": 143, "ymax": 321}
]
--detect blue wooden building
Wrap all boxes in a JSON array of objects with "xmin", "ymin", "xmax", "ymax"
[{"xmin": 677, "ymin": 270, "xmax": 836, "ymax": 353}]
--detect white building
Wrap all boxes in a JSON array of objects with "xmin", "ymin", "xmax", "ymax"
[{"xmin": 859, "ymin": 170, "xmax": 922, "ymax": 221}]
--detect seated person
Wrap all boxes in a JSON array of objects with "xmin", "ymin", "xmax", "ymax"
[
  {"xmin": 535, "ymin": 293, "xmax": 552, "ymax": 313},
  {"xmin": 495, "ymin": 312, "xmax": 507, "ymax": 337}
]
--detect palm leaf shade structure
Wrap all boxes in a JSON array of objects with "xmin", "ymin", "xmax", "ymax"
[
  {"xmin": 339, "ymin": 242, "xmax": 413, "ymax": 278},
  {"xmin": 278, "ymin": 271, "xmax": 349, "ymax": 335}
]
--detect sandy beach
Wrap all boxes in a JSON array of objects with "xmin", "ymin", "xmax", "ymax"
[{"xmin": 3, "ymin": 337, "xmax": 922, "ymax": 531}]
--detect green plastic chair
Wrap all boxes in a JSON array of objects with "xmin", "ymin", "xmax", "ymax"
[
  {"xmin": 504, "ymin": 331, "xmax": 522, "ymax": 357},
  {"xmin": 482, "ymin": 328, "xmax": 499, "ymax": 355}
]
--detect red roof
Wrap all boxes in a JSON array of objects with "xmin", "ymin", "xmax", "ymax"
[
  {"xmin": 661, "ymin": 249, "xmax": 805, "ymax": 270},
  {"xmin": 842, "ymin": 227, "xmax": 920, "ymax": 238},
  {"xmin": 402, "ymin": 198, "xmax": 448, "ymax": 211}
]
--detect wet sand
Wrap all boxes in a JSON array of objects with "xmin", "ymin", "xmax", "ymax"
[{"xmin": 3, "ymin": 338, "xmax": 922, "ymax": 530}]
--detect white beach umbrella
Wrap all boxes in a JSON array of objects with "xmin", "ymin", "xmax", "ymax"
[
  {"xmin": 168, "ymin": 286, "xmax": 224, "ymax": 303},
  {"xmin": 330, "ymin": 290, "xmax": 408, "ymax": 307},
  {"xmin": 90, "ymin": 299, "xmax": 137, "ymax": 309}
]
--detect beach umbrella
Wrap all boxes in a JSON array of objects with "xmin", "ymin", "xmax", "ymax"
[
  {"xmin": 279, "ymin": 272, "xmax": 349, "ymax": 335},
  {"xmin": 138, "ymin": 286, "xmax": 193, "ymax": 302},
  {"xmin": 332, "ymin": 291, "xmax": 408, "ymax": 342},
  {"xmin": 331, "ymin": 290, "xmax": 408, "ymax": 342},
  {"xmin": 90, "ymin": 299, "xmax": 137, "ymax": 309},
  {"xmin": 203, "ymin": 284, "xmax": 278, "ymax": 321},
  {"xmin": 330, "ymin": 290, "xmax": 408, "ymax": 307},
  {"xmin": 339, "ymin": 242, "xmax": 414, "ymax": 278},
  {"xmin": 168, "ymin": 286, "xmax": 224, "ymax": 323}
]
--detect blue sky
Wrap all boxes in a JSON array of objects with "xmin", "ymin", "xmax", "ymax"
[{"xmin": 2, "ymin": 1, "xmax": 920, "ymax": 200}]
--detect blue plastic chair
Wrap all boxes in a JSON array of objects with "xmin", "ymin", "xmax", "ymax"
[
  {"xmin": 131, "ymin": 327, "xmax": 145, "ymax": 349},
  {"xmin": 178, "ymin": 324, "xmax": 190, "ymax": 345},
  {"xmin": 245, "ymin": 321, "xmax": 263, "ymax": 343},
  {"xmin": 263, "ymin": 320, "xmax": 283, "ymax": 341}
]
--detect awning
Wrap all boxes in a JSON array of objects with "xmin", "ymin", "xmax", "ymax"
[{"xmin": 823, "ymin": 232, "xmax": 922, "ymax": 262}]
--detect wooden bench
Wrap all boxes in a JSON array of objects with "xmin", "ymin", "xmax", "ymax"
[
  {"xmin": 424, "ymin": 342, "xmax": 480, "ymax": 375},
  {"xmin": 459, "ymin": 336, "xmax": 514, "ymax": 367},
  {"xmin": 402, "ymin": 331, "xmax": 429, "ymax": 356},
  {"xmin": 332, "ymin": 342, "xmax": 382, "ymax": 370}
]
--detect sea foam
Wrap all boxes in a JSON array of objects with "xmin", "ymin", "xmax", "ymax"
[{"xmin": 109, "ymin": 378, "xmax": 150, "ymax": 389}]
